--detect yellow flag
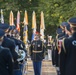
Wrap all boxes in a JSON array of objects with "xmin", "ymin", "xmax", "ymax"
[
  {"xmin": 40, "ymin": 11, "xmax": 45, "ymax": 29},
  {"xmin": 32, "ymin": 11, "xmax": 36, "ymax": 29},
  {"xmin": 9, "ymin": 11, "xmax": 14, "ymax": 26},
  {"xmin": 40, "ymin": 11, "xmax": 45, "ymax": 41},
  {"xmin": 23, "ymin": 10, "xmax": 28, "ymax": 44},
  {"xmin": 24, "ymin": 10, "xmax": 28, "ymax": 25}
]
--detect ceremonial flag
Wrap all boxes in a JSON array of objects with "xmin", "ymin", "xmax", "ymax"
[
  {"xmin": 23, "ymin": 10, "xmax": 28, "ymax": 44},
  {"xmin": 16, "ymin": 11, "xmax": 20, "ymax": 32},
  {"xmin": 9, "ymin": 11, "xmax": 14, "ymax": 26},
  {"xmin": 24, "ymin": 10, "xmax": 28, "ymax": 25},
  {"xmin": 1, "ymin": 9, "xmax": 4, "ymax": 24},
  {"xmin": 40, "ymin": 11, "xmax": 45, "ymax": 41},
  {"xmin": 31, "ymin": 11, "xmax": 36, "ymax": 41},
  {"xmin": 23, "ymin": 25, "xmax": 28, "ymax": 44}
]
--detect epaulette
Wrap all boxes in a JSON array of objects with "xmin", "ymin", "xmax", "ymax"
[{"xmin": 62, "ymin": 38, "xmax": 66, "ymax": 53}]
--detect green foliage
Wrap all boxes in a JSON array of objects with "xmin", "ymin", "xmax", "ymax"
[{"xmin": 0, "ymin": 0, "xmax": 76, "ymax": 39}]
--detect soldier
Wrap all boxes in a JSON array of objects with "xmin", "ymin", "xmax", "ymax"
[
  {"xmin": 7, "ymin": 25, "xmax": 27, "ymax": 75},
  {"xmin": 0, "ymin": 29, "xmax": 13, "ymax": 75},
  {"xmin": 30, "ymin": 31, "xmax": 46, "ymax": 75},
  {"xmin": 60, "ymin": 17, "xmax": 76, "ymax": 75},
  {"xmin": 52, "ymin": 26, "xmax": 62, "ymax": 66},
  {"xmin": 0, "ymin": 23, "xmax": 21, "ymax": 75},
  {"xmin": 54, "ymin": 22, "xmax": 69, "ymax": 75},
  {"xmin": 47, "ymin": 35, "xmax": 52, "ymax": 60}
]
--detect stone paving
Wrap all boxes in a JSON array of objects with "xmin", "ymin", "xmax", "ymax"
[{"xmin": 24, "ymin": 59, "xmax": 57, "ymax": 75}]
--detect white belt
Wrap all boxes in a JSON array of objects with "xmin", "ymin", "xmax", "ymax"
[{"xmin": 33, "ymin": 50, "xmax": 42, "ymax": 53}]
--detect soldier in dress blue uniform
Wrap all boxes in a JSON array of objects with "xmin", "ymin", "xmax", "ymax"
[
  {"xmin": 30, "ymin": 31, "xmax": 46, "ymax": 75},
  {"xmin": 0, "ymin": 23, "xmax": 21, "ymax": 75},
  {"xmin": 7, "ymin": 25, "xmax": 27, "ymax": 75},
  {"xmin": 0, "ymin": 29, "xmax": 13, "ymax": 75},
  {"xmin": 52, "ymin": 26, "xmax": 62, "ymax": 66},
  {"xmin": 60, "ymin": 17, "xmax": 76, "ymax": 75},
  {"xmin": 54, "ymin": 22, "xmax": 69, "ymax": 75}
]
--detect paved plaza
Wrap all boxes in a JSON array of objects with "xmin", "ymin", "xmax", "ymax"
[{"xmin": 25, "ymin": 59, "xmax": 57, "ymax": 75}]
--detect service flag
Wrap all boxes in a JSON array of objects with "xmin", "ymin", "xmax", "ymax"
[
  {"xmin": 31, "ymin": 11, "xmax": 36, "ymax": 41},
  {"xmin": 23, "ymin": 10, "xmax": 28, "ymax": 44},
  {"xmin": 9, "ymin": 11, "xmax": 14, "ymax": 26},
  {"xmin": 40, "ymin": 11, "xmax": 45, "ymax": 41}
]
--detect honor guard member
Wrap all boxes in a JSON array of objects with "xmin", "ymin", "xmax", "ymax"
[
  {"xmin": 0, "ymin": 23, "xmax": 20, "ymax": 75},
  {"xmin": 52, "ymin": 26, "xmax": 62, "ymax": 66},
  {"xmin": 0, "ymin": 29, "xmax": 13, "ymax": 75},
  {"xmin": 60, "ymin": 17, "xmax": 76, "ymax": 75},
  {"xmin": 55, "ymin": 22, "xmax": 69, "ymax": 75},
  {"xmin": 7, "ymin": 26, "xmax": 27, "ymax": 75},
  {"xmin": 8, "ymin": 26, "xmax": 26, "ymax": 52},
  {"xmin": 30, "ymin": 31, "xmax": 46, "ymax": 75},
  {"xmin": 47, "ymin": 35, "xmax": 52, "ymax": 60}
]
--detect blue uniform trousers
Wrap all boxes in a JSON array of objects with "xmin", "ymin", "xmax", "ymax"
[{"xmin": 33, "ymin": 61, "xmax": 42, "ymax": 75}]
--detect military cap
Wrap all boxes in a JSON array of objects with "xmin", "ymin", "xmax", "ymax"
[
  {"xmin": 0, "ymin": 23, "xmax": 9, "ymax": 30},
  {"xmin": 68, "ymin": 17, "xmax": 76, "ymax": 27},
  {"xmin": 56, "ymin": 27, "xmax": 62, "ymax": 34},
  {"xmin": 61, "ymin": 22, "xmax": 69, "ymax": 27},
  {"xmin": 0, "ymin": 29, "xmax": 5, "ymax": 37},
  {"xmin": 65, "ymin": 24, "xmax": 71, "ymax": 32},
  {"xmin": 35, "ymin": 31, "xmax": 41, "ymax": 36}
]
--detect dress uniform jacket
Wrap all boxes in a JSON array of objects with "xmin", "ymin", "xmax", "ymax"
[
  {"xmin": 0, "ymin": 46, "xmax": 13, "ymax": 75},
  {"xmin": 54, "ymin": 32, "xmax": 67, "ymax": 67},
  {"xmin": 2, "ymin": 36, "xmax": 18, "ymax": 61},
  {"xmin": 30, "ymin": 40, "xmax": 45, "ymax": 61},
  {"xmin": 60, "ymin": 32, "xmax": 76, "ymax": 75}
]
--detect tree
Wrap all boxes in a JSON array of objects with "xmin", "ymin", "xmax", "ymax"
[{"xmin": 0, "ymin": 0, "xmax": 76, "ymax": 39}]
